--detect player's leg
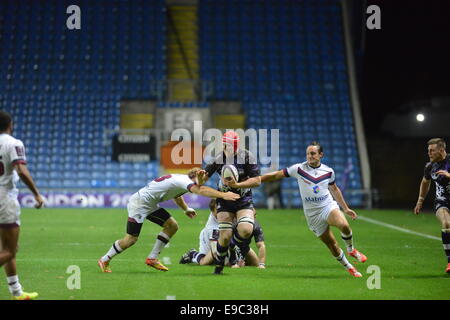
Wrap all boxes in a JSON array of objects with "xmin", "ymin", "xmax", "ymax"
[
  {"xmin": 3, "ymin": 257, "xmax": 21, "ymax": 296},
  {"xmin": 318, "ymin": 227, "xmax": 362, "ymax": 277},
  {"xmin": 214, "ymin": 211, "xmax": 234, "ymax": 274},
  {"xmin": 180, "ymin": 228, "xmax": 207, "ymax": 265},
  {"xmin": 231, "ymin": 209, "xmax": 254, "ymax": 253},
  {"xmin": 0, "ymin": 226, "xmax": 19, "ymax": 266},
  {"xmin": 180, "ymin": 247, "xmax": 214, "ymax": 265},
  {"xmin": 0, "ymin": 194, "xmax": 21, "ymax": 266},
  {"xmin": 99, "ymin": 193, "xmax": 149, "ymax": 272},
  {"xmin": 181, "ymin": 227, "xmax": 216, "ymax": 265},
  {"xmin": 0, "ymin": 226, "xmax": 38, "ymax": 299},
  {"xmin": 0, "ymin": 196, "xmax": 38, "ymax": 300},
  {"xmin": 227, "ymin": 209, "xmax": 254, "ymax": 266},
  {"xmin": 145, "ymin": 209, "xmax": 178, "ymax": 271},
  {"xmin": 147, "ymin": 217, "xmax": 178, "ymax": 261},
  {"xmin": 198, "ymin": 250, "xmax": 215, "ymax": 265},
  {"xmin": 98, "ymin": 231, "xmax": 140, "ymax": 273},
  {"xmin": 436, "ymin": 207, "xmax": 450, "ymax": 273},
  {"xmin": 0, "ymin": 228, "xmax": 19, "ymax": 295},
  {"xmin": 327, "ymin": 208, "xmax": 367, "ymax": 263}
]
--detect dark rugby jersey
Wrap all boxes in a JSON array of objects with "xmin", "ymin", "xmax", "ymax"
[
  {"xmin": 423, "ymin": 154, "xmax": 450, "ymax": 202},
  {"xmin": 204, "ymin": 149, "xmax": 260, "ymax": 201},
  {"xmin": 252, "ymin": 219, "xmax": 265, "ymax": 243}
]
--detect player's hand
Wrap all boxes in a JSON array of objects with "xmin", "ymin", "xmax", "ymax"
[
  {"xmin": 258, "ymin": 263, "xmax": 266, "ymax": 269},
  {"xmin": 184, "ymin": 208, "xmax": 197, "ymax": 219},
  {"xmin": 344, "ymin": 208, "xmax": 357, "ymax": 220},
  {"xmin": 222, "ymin": 192, "xmax": 240, "ymax": 201},
  {"xmin": 436, "ymin": 170, "xmax": 450, "ymax": 179},
  {"xmin": 414, "ymin": 202, "xmax": 422, "ymax": 215},
  {"xmin": 197, "ymin": 170, "xmax": 208, "ymax": 185},
  {"xmin": 224, "ymin": 177, "xmax": 240, "ymax": 188},
  {"xmin": 34, "ymin": 194, "xmax": 44, "ymax": 209}
]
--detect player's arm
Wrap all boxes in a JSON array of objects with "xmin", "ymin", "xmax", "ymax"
[
  {"xmin": 260, "ymin": 169, "xmax": 287, "ymax": 183},
  {"xmin": 14, "ymin": 163, "xmax": 44, "ymax": 209},
  {"xmin": 329, "ymin": 183, "xmax": 357, "ymax": 220},
  {"xmin": 173, "ymin": 196, "xmax": 188, "ymax": 211},
  {"xmin": 189, "ymin": 184, "xmax": 240, "ymax": 201},
  {"xmin": 173, "ymin": 196, "xmax": 196, "ymax": 218},
  {"xmin": 256, "ymin": 241, "xmax": 266, "ymax": 268},
  {"xmin": 227, "ymin": 176, "xmax": 262, "ymax": 189},
  {"xmin": 414, "ymin": 177, "xmax": 431, "ymax": 215}
]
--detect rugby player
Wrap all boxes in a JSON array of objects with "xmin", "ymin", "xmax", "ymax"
[
  {"xmin": 98, "ymin": 168, "xmax": 239, "ymax": 273},
  {"xmin": 257, "ymin": 141, "xmax": 367, "ymax": 278},
  {"xmin": 198, "ymin": 131, "xmax": 262, "ymax": 274},
  {"xmin": 414, "ymin": 138, "xmax": 450, "ymax": 273},
  {"xmin": 0, "ymin": 111, "xmax": 43, "ymax": 300}
]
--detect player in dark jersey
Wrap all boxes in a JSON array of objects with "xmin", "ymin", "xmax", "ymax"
[
  {"xmin": 414, "ymin": 138, "xmax": 450, "ymax": 273},
  {"xmin": 198, "ymin": 131, "xmax": 261, "ymax": 274}
]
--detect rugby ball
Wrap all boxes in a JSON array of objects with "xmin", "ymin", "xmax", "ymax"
[{"xmin": 221, "ymin": 164, "xmax": 239, "ymax": 182}]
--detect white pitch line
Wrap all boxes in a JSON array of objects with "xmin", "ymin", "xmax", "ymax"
[{"xmin": 358, "ymin": 215, "xmax": 440, "ymax": 241}]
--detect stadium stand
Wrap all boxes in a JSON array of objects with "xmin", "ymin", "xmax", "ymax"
[
  {"xmin": 0, "ymin": 0, "xmax": 363, "ymax": 207},
  {"xmin": 0, "ymin": 0, "xmax": 165, "ymax": 190},
  {"xmin": 198, "ymin": 0, "xmax": 363, "ymax": 206}
]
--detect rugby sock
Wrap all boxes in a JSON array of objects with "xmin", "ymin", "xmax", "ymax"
[
  {"xmin": 148, "ymin": 232, "xmax": 170, "ymax": 259},
  {"xmin": 192, "ymin": 252, "xmax": 205, "ymax": 264},
  {"xmin": 232, "ymin": 231, "xmax": 246, "ymax": 244},
  {"xmin": 101, "ymin": 240, "xmax": 123, "ymax": 262},
  {"xmin": 442, "ymin": 229, "xmax": 450, "ymax": 263},
  {"xmin": 238, "ymin": 240, "xmax": 251, "ymax": 258},
  {"xmin": 7, "ymin": 275, "xmax": 23, "ymax": 297},
  {"xmin": 216, "ymin": 242, "xmax": 229, "ymax": 264},
  {"xmin": 231, "ymin": 232, "xmax": 251, "ymax": 259},
  {"xmin": 341, "ymin": 231, "xmax": 354, "ymax": 252},
  {"xmin": 335, "ymin": 249, "xmax": 353, "ymax": 270}
]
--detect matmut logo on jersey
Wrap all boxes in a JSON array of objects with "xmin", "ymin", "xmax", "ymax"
[
  {"xmin": 312, "ymin": 186, "xmax": 320, "ymax": 194},
  {"xmin": 305, "ymin": 194, "xmax": 329, "ymax": 202}
]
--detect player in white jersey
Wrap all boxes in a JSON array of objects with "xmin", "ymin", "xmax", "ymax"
[
  {"xmin": 259, "ymin": 141, "xmax": 367, "ymax": 278},
  {"xmin": 180, "ymin": 199, "xmax": 220, "ymax": 266},
  {"xmin": 98, "ymin": 167, "xmax": 240, "ymax": 273},
  {"xmin": 0, "ymin": 111, "xmax": 44, "ymax": 300}
]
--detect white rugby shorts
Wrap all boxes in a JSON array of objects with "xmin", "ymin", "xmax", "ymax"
[
  {"xmin": 127, "ymin": 192, "xmax": 159, "ymax": 224},
  {"xmin": 0, "ymin": 190, "xmax": 21, "ymax": 227},
  {"xmin": 303, "ymin": 200, "xmax": 339, "ymax": 237}
]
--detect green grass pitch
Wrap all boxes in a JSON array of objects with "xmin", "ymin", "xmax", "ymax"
[{"xmin": 1, "ymin": 207, "xmax": 449, "ymax": 300}]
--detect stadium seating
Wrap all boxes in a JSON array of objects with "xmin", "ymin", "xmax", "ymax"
[
  {"xmin": 0, "ymin": 0, "xmax": 165, "ymax": 190},
  {"xmin": 198, "ymin": 0, "xmax": 363, "ymax": 206},
  {"xmin": 0, "ymin": 0, "xmax": 363, "ymax": 207}
]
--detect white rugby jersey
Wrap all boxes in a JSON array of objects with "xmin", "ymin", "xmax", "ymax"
[
  {"xmin": 205, "ymin": 211, "xmax": 219, "ymax": 230},
  {"xmin": 137, "ymin": 174, "xmax": 196, "ymax": 203},
  {"xmin": 283, "ymin": 161, "xmax": 336, "ymax": 212},
  {"xmin": 0, "ymin": 133, "xmax": 26, "ymax": 190}
]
